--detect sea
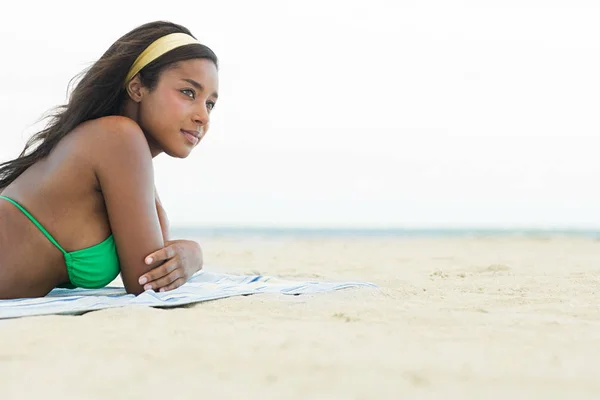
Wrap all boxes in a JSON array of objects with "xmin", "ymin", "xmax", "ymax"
[{"xmin": 169, "ymin": 226, "xmax": 600, "ymax": 239}]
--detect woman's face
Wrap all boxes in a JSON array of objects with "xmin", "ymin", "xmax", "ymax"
[{"xmin": 138, "ymin": 58, "xmax": 219, "ymax": 158}]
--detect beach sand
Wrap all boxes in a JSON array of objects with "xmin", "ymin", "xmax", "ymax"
[{"xmin": 1, "ymin": 235, "xmax": 600, "ymax": 399}]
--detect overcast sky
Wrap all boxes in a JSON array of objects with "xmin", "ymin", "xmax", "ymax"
[{"xmin": 2, "ymin": 0, "xmax": 600, "ymax": 228}]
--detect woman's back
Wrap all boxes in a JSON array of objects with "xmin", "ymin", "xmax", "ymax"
[{"xmin": 2, "ymin": 119, "xmax": 113, "ymax": 243}]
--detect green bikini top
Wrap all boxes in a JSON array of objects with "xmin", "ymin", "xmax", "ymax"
[{"xmin": 0, "ymin": 195, "xmax": 120, "ymax": 289}]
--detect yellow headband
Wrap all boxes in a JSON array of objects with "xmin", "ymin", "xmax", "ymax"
[{"xmin": 123, "ymin": 32, "xmax": 200, "ymax": 87}]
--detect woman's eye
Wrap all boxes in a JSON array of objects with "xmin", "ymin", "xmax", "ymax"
[
  {"xmin": 181, "ymin": 89, "xmax": 196, "ymax": 99},
  {"xmin": 207, "ymin": 101, "xmax": 216, "ymax": 111}
]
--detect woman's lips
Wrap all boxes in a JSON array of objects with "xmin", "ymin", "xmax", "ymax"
[{"xmin": 181, "ymin": 129, "xmax": 199, "ymax": 145}]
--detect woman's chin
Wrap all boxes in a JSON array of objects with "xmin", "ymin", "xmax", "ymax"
[{"xmin": 164, "ymin": 147, "xmax": 192, "ymax": 159}]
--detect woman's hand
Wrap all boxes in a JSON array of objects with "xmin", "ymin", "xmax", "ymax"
[{"xmin": 138, "ymin": 239, "xmax": 203, "ymax": 292}]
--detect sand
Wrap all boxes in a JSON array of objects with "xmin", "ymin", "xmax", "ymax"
[{"xmin": 1, "ymin": 235, "xmax": 600, "ymax": 399}]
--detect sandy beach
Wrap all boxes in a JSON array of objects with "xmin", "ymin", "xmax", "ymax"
[{"xmin": 1, "ymin": 234, "xmax": 599, "ymax": 399}]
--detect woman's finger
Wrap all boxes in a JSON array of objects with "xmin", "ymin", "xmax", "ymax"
[
  {"xmin": 144, "ymin": 244, "xmax": 178, "ymax": 265},
  {"xmin": 139, "ymin": 258, "xmax": 179, "ymax": 286},
  {"xmin": 143, "ymin": 267, "xmax": 184, "ymax": 291},
  {"xmin": 158, "ymin": 277, "xmax": 187, "ymax": 292}
]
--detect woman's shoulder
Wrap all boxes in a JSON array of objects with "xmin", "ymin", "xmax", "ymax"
[
  {"xmin": 83, "ymin": 116, "xmax": 143, "ymax": 138},
  {"xmin": 54, "ymin": 116, "xmax": 153, "ymax": 179},
  {"xmin": 74, "ymin": 116, "xmax": 148, "ymax": 155}
]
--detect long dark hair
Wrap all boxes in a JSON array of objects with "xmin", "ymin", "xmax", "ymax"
[{"xmin": 0, "ymin": 21, "xmax": 218, "ymax": 189}]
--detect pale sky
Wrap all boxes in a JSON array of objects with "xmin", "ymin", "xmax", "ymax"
[{"xmin": 2, "ymin": 0, "xmax": 600, "ymax": 228}]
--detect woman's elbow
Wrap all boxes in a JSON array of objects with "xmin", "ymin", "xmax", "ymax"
[
  {"xmin": 124, "ymin": 284, "xmax": 145, "ymax": 296},
  {"xmin": 122, "ymin": 277, "xmax": 145, "ymax": 296}
]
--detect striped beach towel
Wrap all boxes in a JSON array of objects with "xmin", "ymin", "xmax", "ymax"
[{"xmin": 0, "ymin": 269, "xmax": 376, "ymax": 319}]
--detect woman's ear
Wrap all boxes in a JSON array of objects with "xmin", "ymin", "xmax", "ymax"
[{"xmin": 125, "ymin": 75, "xmax": 145, "ymax": 102}]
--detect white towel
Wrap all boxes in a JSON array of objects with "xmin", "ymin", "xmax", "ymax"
[{"xmin": 0, "ymin": 269, "xmax": 377, "ymax": 319}]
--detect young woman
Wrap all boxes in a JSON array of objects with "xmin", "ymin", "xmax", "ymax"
[{"xmin": 0, "ymin": 21, "xmax": 218, "ymax": 299}]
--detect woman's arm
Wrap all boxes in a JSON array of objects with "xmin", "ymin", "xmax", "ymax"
[
  {"xmin": 139, "ymin": 189, "xmax": 204, "ymax": 292},
  {"xmin": 155, "ymin": 187, "xmax": 170, "ymax": 242},
  {"xmin": 92, "ymin": 116, "xmax": 165, "ymax": 295}
]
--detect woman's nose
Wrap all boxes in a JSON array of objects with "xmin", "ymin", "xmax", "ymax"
[{"xmin": 193, "ymin": 106, "xmax": 209, "ymax": 126}]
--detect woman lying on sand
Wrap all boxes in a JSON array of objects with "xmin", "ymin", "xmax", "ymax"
[{"xmin": 0, "ymin": 21, "xmax": 218, "ymax": 299}]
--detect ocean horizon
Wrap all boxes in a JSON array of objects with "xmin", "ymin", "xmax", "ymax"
[{"xmin": 169, "ymin": 226, "xmax": 600, "ymax": 239}]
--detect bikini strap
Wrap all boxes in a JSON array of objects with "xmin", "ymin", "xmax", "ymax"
[{"xmin": 0, "ymin": 195, "xmax": 67, "ymax": 255}]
